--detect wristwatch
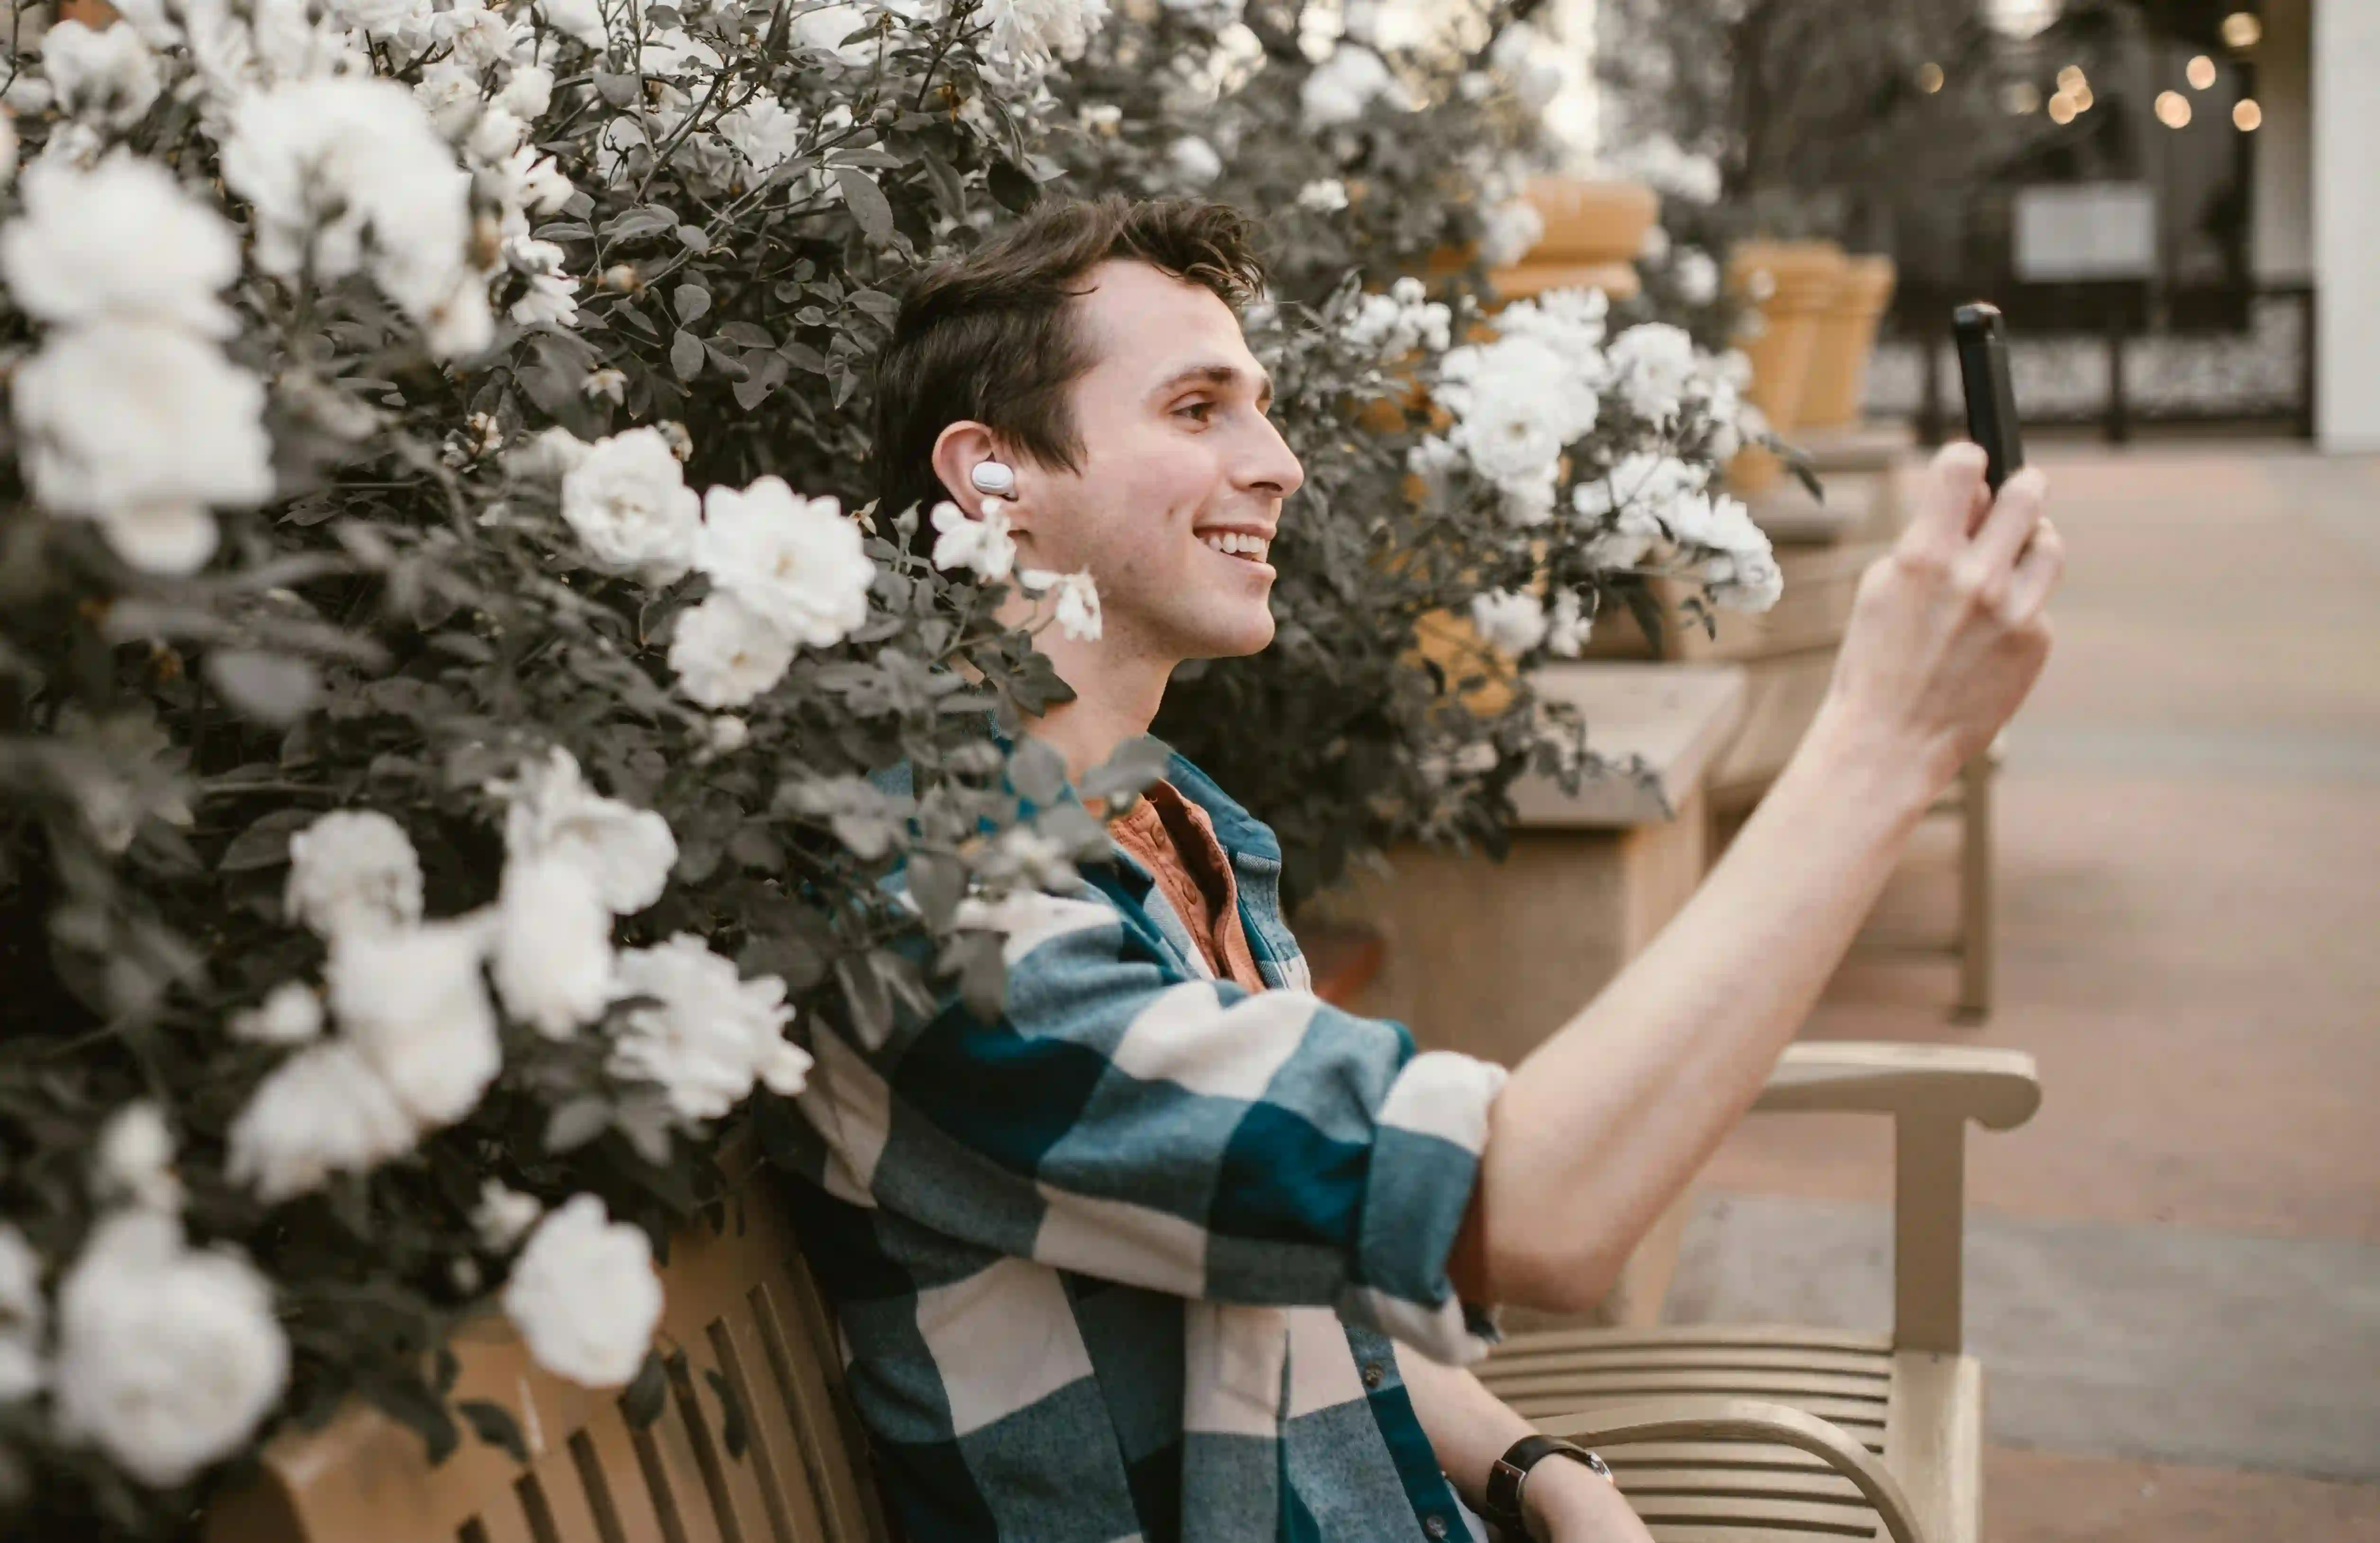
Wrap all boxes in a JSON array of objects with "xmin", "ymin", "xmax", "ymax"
[{"xmin": 1480, "ymin": 1435, "xmax": 1616, "ymax": 1541}]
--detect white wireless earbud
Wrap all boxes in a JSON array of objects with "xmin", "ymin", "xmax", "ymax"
[{"xmin": 969, "ymin": 461, "xmax": 1017, "ymax": 496}]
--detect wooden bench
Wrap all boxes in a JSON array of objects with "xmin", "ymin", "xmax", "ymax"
[
  {"xmin": 1479, "ymin": 1040, "xmax": 2041, "ymax": 1543},
  {"xmin": 208, "ymin": 1151, "xmax": 890, "ymax": 1543},
  {"xmin": 212, "ymin": 1042, "xmax": 2032, "ymax": 1543}
]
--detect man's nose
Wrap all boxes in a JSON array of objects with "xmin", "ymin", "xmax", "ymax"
[{"xmin": 1240, "ymin": 414, "xmax": 1305, "ymax": 501}]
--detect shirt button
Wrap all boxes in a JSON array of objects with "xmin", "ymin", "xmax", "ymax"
[
  {"xmin": 1424, "ymin": 1516, "xmax": 1449, "ymax": 1540},
  {"xmin": 1361, "ymin": 1362, "xmax": 1384, "ymax": 1389}
]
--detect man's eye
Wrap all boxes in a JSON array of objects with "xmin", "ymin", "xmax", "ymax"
[{"xmin": 1176, "ymin": 399, "xmax": 1217, "ymax": 424}]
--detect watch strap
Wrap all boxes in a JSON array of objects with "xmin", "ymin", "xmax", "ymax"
[{"xmin": 1481, "ymin": 1435, "xmax": 1614, "ymax": 1539}]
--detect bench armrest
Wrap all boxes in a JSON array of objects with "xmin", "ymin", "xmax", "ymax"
[
  {"xmin": 1533, "ymin": 1397, "xmax": 1929, "ymax": 1543},
  {"xmin": 1753, "ymin": 1042, "xmax": 2041, "ymax": 1129},
  {"xmin": 1748, "ymin": 1042, "xmax": 2041, "ymax": 1356}
]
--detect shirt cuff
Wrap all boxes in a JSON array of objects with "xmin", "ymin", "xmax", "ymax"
[{"xmin": 1339, "ymin": 1048, "xmax": 1508, "ymax": 1365}]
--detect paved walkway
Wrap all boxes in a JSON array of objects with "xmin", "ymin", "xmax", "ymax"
[{"xmin": 1676, "ymin": 443, "xmax": 2380, "ymax": 1539}]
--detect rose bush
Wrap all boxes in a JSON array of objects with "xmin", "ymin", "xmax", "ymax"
[
  {"xmin": 0, "ymin": 0, "xmax": 1776, "ymax": 1530},
  {"xmin": 1054, "ymin": 0, "xmax": 1779, "ymax": 902}
]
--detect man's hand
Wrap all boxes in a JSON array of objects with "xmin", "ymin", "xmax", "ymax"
[
  {"xmin": 1521, "ymin": 1454, "xmax": 1655, "ymax": 1543},
  {"xmin": 1827, "ymin": 443, "xmax": 2064, "ymax": 795},
  {"xmin": 1462, "ymin": 442, "xmax": 2066, "ymax": 1316}
]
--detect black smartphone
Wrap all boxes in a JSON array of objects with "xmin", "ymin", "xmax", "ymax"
[{"xmin": 1952, "ymin": 302, "xmax": 2025, "ymax": 494}]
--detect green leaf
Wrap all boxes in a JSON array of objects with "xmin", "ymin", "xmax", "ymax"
[
  {"xmin": 988, "ymin": 158, "xmax": 1040, "ymax": 213},
  {"xmin": 458, "ymin": 1399, "xmax": 530, "ymax": 1463},
  {"xmin": 207, "ymin": 650, "xmax": 320, "ymax": 726},
  {"xmin": 1007, "ymin": 739, "xmax": 1066, "ymax": 807},
  {"xmin": 592, "ymin": 71, "xmax": 640, "ymax": 106},
  {"xmin": 834, "ymin": 165, "xmax": 893, "ymax": 241},
  {"xmin": 670, "ymin": 329, "xmax": 705, "ymax": 380},
  {"xmin": 220, "ymin": 807, "xmax": 316, "ymax": 872},
  {"xmin": 544, "ymin": 1097, "xmax": 612, "ymax": 1153},
  {"xmin": 620, "ymin": 1351, "xmax": 668, "ymax": 1429},
  {"xmin": 671, "ymin": 282, "xmax": 712, "ymax": 323},
  {"xmin": 907, "ymin": 851, "xmax": 964, "ymax": 929},
  {"xmin": 675, "ymin": 224, "xmax": 711, "ymax": 253},
  {"xmin": 1081, "ymin": 735, "xmax": 1171, "ymax": 804},
  {"xmin": 953, "ymin": 929, "xmax": 1006, "ymax": 1022}
]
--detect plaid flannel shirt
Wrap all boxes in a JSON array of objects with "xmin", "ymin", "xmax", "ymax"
[{"xmin": 775, "ymin": 749, "xmax": 1507, "ymax": 1543}]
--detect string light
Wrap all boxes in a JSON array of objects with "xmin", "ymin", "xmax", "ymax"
[
  {"xmin": 2234, "ymin": 98, "xmax": 2263, "ymax": 131},
  {"xmin": 2004, "ymin": 81, "xmax": 2043, "ymax": 115},
  {"xmin": 1917, "ymin": 61, "xmax": 1945, "ymax": 94},
  {"xmin": 2221, "ymin": 12, "xmax": 2262, "ymax": 50},
  {"xmin": 2187, "ymin": 54, "xmax": 2218, "ymax": 90},
  {"xmin": 2155, "ymin": 90, "xmax": 2193, "ymax": 128},
  {"xmin": 2072, "ymin": 83, "xmax": 2095, "ymax": 112},
  {"xmin": 2057, "ymin": 65, "xmax": 2088, "ymax": 94},
  {"xmin": 2048, "ymin": 93, "xmax": 2078, "ymax": 124}
]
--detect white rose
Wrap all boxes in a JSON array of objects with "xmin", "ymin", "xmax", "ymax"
[
  {"xmin": 1470, "ymin": 589, "xmax": 1548, "ymax": 656},
  {"xmin": 560, "ymin": 426, "xmax": 702, "ymax": 582},
  {"xmin": 1545, "ymin": 589, "xmax": 1592, "ymax": 658},
  {"xmin": 327, "ymin": 919, "xmax": 503, "ymax": 1127},
  {"xmin": 328, "ymin": 0, "xmax": 438, "ymax": 45},
  {"xmin": 285, "ymin": 809, "xmax": 424, "ymax": 939},
  {"xmin": 694, "ymin": 477, "xmax": 875, "ymax": 650},
  {"xmin": 38, "ymin": 21, "xmax": 162, "ymax": 129},
  {"xmin": 1674, "ymin": 247, "xmax": 1720, "ymax": 306},
  {"xmin": 95, "ymin": 1102, "xmax": 181, "ymax": 1213},
  {"xmin": 219, "ymin": 78, "xmax": 484, "ymax": 358},
  {"xmin": 1020, "ymin": 568, "xmax": 1102, "ymax": 641},
  {"xmin": 1606, "ymin": 322, "xmax": 1700, "ymax": 423},
  {"xmin": 1297, "ymin": 178, "xmax": 1348, "ymax": 212},
  {"xmin": 229, "ymin": 981, "xmax": 325, "ymax": 1045},
  {"xmin": 610, "ymin": 934, "xmax": 808, "ymax": 1123},
  {"xmin": 11, "ymin": 320, "xmax": 273, "ymax": 575},
  {"xmin": 472, "ymin": 1180, "xmax": 542, "ymax": 1253},
  {"xmin": 719, "ymin": 95, "xmax": 804, "ymax": 172},
  {"xmin": 1168, "ymin": 135, "xmax": 1223, "ymax": 188},
  {"xmin": 534, "ymin": 0, "xmax": 609, "ymax": 49},
  {"xmin": 1301, "ymin": 44, "xmax": 1397, "ymax": 128},
  {"xmin": 928, "ymin": 500, "xmax": 1016, "ymax": 583},
  {"xmin": 53, "ymin": 1210, "xmax": 289, "ymax": 1488},
  {"xmin": 491, "ymin": 856, "xmax": 615, "ymax": 1039},
  {"xmin": 668, "ymin": 589, "xmax": 798, "ymax": 709},
  {"xmin": 979, "ymin": 0, "xmax": 1108, "ymax": 75},
  {"xmin": 1478, "ymin": 198, "xmax": 1545, "ymax": 269},
  {"xmin": 0, "ymin": 1225, "xmax": 45, "ymax": 1403},
  {"xmin": 502, "ymin": 1195, "xmax": 662, "ymax": 1387},
  {"xmin": 498, "ymin": 747, "xmax": 679, "ymax": 916},
  {"xmin": 496, "ymin": 62, "xmax": 555, "ymax": 120},
  {"xmin": 225, "ymin": 1041, "xmax": 421, "ymax": 1201}
]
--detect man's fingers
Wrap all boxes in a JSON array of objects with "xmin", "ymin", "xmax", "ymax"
[
  {"xmin": 1905, "ymin": 443, "xmax": 1992, "ymax": 556},
  {"xmin": 1972, "ymin": 466, "xmax": 2049, "ymax": 574},
  {"xmin": 2001, "ymin": 515, "xmax": 2066, "ymax": 624}
]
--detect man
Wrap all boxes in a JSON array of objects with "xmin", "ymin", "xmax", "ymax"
[{"xmin": 779, "ymin": 197, "xmax": 2064, "ymax": 1543}]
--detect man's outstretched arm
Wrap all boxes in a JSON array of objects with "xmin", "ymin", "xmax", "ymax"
[{"xmin": 1459, "ymin": 445, "xmax": 2064, "ymax": 1313}]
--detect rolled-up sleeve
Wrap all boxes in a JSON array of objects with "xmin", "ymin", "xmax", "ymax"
[{"xmin": 793, "ymin": 887, "xmax": 1504, "ymax": 1363}]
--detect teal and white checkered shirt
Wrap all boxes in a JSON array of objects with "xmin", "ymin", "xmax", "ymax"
[{"xmin": 774, "ymin": 749, "xmax": 1506, "ymax": 1543}]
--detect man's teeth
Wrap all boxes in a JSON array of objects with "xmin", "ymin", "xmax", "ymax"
[{"xmin": 1199, "ymin": 532, "xmax": 1271, "ymax": 561}]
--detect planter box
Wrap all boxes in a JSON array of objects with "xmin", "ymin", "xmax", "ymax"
[
  {"xmin": 1708, "ymin": 648, "xmax": 1839, "ymax": 809},
  {"xmin": 1588, "ymin": 538, "xmax": 1890, "ymax": 663}
]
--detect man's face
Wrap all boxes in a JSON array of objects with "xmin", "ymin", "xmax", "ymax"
[{"xmin": 1013, "ymin": 259, "xmax": 1305, "ymax": 662}]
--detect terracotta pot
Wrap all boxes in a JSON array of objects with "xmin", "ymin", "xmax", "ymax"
[
  {"xmin": 1797, "ymin": 255, "xmax": 1897, "ymax": 431},
  {"xmin": 1526, "ymin": 179, "xmax": 1661, "ymax": 266},
  {"xmin": 1489, "ymin": 261, "xmax": 1642, "ymax": 306},
  {"xmin": 1724, "ymin": 241, "xmax": 1848, "ymax": 495},
  {"xmin": 1484, "ymin": 180, "xmax": 1659, "ymax": 308}
]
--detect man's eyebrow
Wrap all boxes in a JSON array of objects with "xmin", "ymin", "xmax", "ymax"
[{"xmin": 1155, "ymin": 362, "xmax": 1275, "ymax": 405}]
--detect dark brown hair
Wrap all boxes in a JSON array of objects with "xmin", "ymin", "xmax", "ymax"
[{"xmin": 870, "ymin": 196, "xmax": 1266, "ymax": 529}]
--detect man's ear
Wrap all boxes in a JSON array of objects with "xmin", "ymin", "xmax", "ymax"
[{"xmin": 930, "ymin": 422, "xmax": 1026, "ymax": 524}]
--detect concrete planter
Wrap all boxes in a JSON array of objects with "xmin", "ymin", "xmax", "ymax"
[
  {"xmin": 1799, "ymin": 254, "xmax": 1898, "ymax": 431},
  {"xmin": 1725, "ymin": 241, "xmax": 1848, "ymax": 494},
  {"xmin": 1486, "ymin": 178, "xmax": 1660, "ymax": 306}
]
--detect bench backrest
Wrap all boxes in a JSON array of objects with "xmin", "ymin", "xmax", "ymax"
[{"xmin": 210, "ymin": 1173, "xmax": 890, "ymax": 1543}]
